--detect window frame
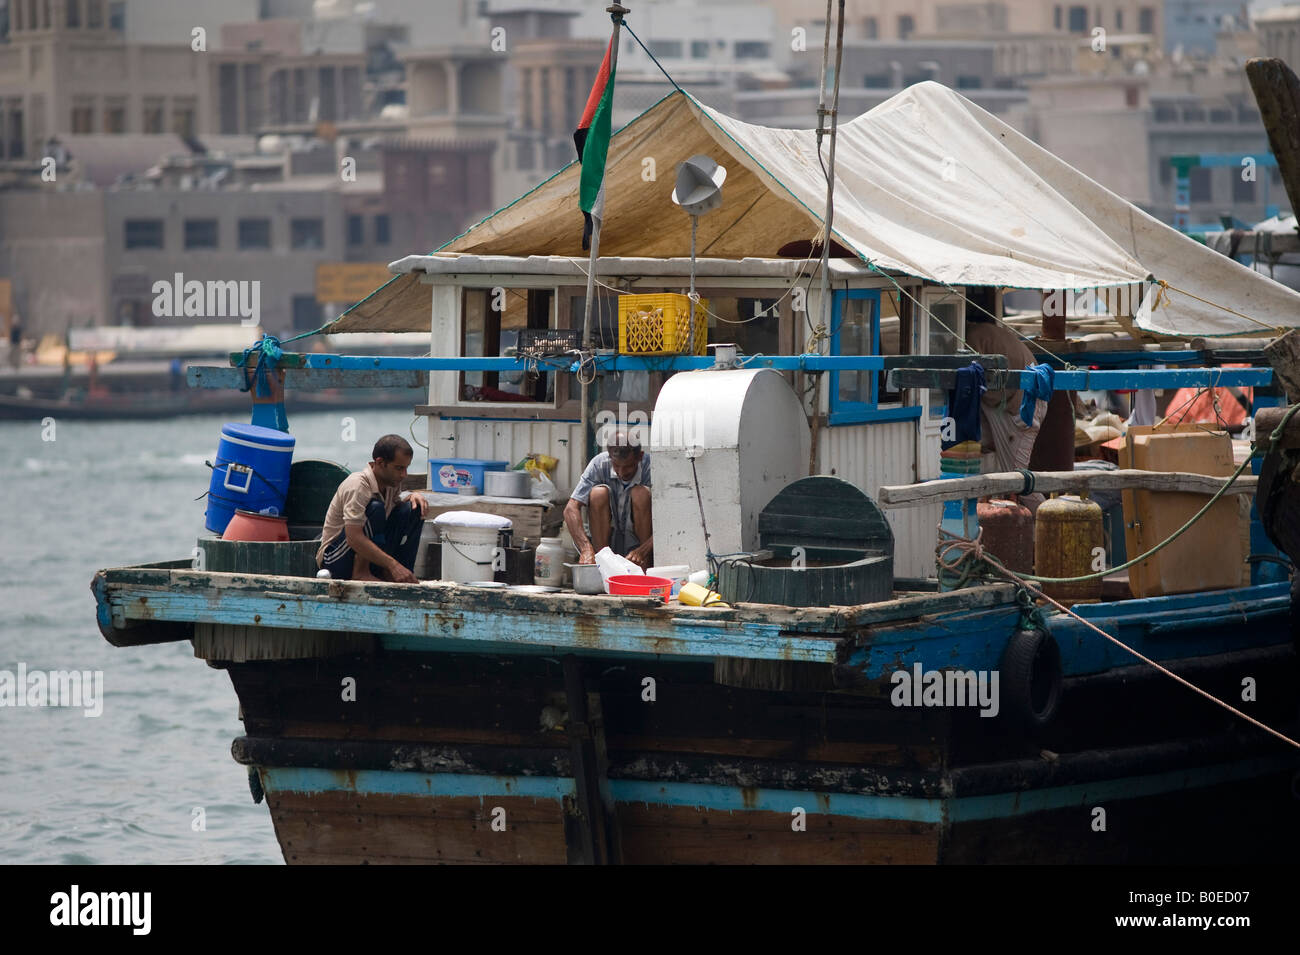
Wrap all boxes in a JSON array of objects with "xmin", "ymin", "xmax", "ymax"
[
  {"xmin": 828, "ymin": 287, "xmax": 921, "ymax": 426},
  {"xmin": 458, "ymin": 285, "xmax": 559, "ymax": 407}
]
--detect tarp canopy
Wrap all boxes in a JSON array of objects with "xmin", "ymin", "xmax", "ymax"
[{"xmin": 333, "ymin": 83, "xmax": 1300, "ymax": 337}]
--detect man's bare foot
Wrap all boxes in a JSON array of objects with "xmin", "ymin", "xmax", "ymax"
[{"xmin": 353, "ymin": 566, "xmax": 380, "ymax": 582}]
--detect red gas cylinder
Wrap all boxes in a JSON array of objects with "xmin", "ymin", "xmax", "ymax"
[
  {"xmin": 222, "ymin": 509, "xmax": 290, "ymax": 542},
  {"xmin": 977, "ymin": 498, "xmax": 1034, "ymax": 574}
]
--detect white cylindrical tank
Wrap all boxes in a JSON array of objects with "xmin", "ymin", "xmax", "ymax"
[{"xmin": 649, "ymin": 368, "xmax": 810, "ymax": 571}]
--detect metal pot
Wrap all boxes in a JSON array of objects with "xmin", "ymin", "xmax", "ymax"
[
  {"xmin": 484, "ymin": 470, "xmax": 533, "ymax": 498},
  {"xmin": 565, "ymin": 562, "xmax": 604, "ymax": 595}
]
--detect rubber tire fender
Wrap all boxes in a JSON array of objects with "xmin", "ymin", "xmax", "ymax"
[{"xmin": 1001, "ymin": 627, "xmax": 1063, "ymax": 730}]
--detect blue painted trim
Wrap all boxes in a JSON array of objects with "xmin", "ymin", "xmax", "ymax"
[
  {"xmin": 828, "ymin": 406, "xmax": 923, "ymax": 426},
  {"xmin": 106, "ymin": 584, "xmax": 842, "ymax": 663},
  {"xmin": 258, "ymin": 756, "xmax": 1295, "ymax": 824},
  {"xmin": 259, "ymin": 353, "xmax": 1273, "ymax": 389},
  {"xmin": 437, "ymin": 416, "xmax": 582, "ymax": 424},
  {"xmin": 946, "ymin": 755, "xmax": 1294, "ymax": 822}
]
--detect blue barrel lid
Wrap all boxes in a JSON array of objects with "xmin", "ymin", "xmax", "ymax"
[
  {"xmin": 221, "ymin": 422, "xmax": 296, "ymax": 447},
  {"xmin": 428, "ymin": 457, "xmax": 508, "ymax": 467}
]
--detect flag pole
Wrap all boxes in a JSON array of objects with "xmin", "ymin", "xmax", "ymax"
[{"xmin": 581, "ymin": 3, "xmax": 627, "ymax": 461}]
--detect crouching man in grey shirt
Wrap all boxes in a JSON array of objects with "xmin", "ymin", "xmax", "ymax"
[{"xmin": 564, "ymin": 431, "xmax": 653, "ymax": 569}]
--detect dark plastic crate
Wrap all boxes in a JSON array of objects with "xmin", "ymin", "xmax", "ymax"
[{"xmin": 516, "ymin": 328, "xmax": 584, "ymax": 359}]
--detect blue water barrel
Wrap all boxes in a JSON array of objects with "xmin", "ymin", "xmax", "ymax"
[{"xmin": 205, "ymin": 423, "xmax": 295, "ymax": 534}]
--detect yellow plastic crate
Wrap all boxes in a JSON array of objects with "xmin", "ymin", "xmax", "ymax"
[{"xmin": 617, "ymin": 293, "xmax": 708, "ymax": 356}]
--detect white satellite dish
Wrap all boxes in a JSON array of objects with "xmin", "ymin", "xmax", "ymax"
[{"xmin": 671, "ymin": 155, "xmax": 727, "ymax": 216}]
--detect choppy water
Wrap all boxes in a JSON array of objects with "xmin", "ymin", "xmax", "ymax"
[{"xmin": 0, "ymin": 410, "xmax": 417, "ymax": 864}]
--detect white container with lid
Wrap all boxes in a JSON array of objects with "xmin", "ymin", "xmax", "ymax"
[
  {"xmin": 535, "ymin": 537, "xmax": 568, "ymax": 587},
  {"xmin": 433, "ymin": 510, "xmax": 512, "ymax": 584}
]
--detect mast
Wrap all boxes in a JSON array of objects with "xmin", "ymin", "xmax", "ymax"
[
  {"xmin": 580, "ymin": 3, "xmax": 629, "ymax": 460},
  {"xmin": 810, "ymin": 0, "xmax": 846, "ymax": 473}
]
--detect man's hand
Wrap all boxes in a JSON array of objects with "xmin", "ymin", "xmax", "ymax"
[
  {"xmin": 406, "ymin": 492, "xmax": 428, "ymax": 518},
  {"xmin": 389, "ymin": 562, "xmax": 419, "ymax": 584},
  {"xmin": 579, "ymin": 546, "xmax": 596, "ymax": 565},
  {"xmin": 627, "ymin": 542, "xmax": 652, "ymax": 570}
]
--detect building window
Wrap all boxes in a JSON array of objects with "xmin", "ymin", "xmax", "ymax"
[
  {"xmin": 1189, "ymin": 167, "xmax": 1212, "ymax": 203},
  {"xmin": 41, "ymin": 0, "xmax": 49, "ymax": 31},
  {"xmin": 8, "ymin": 107, "xmax": 24, "ymax": 157},
  {"xmin": 956, "ymin": 75, "xmax": 982, "ymax": 90},
  {"xmin": 1054, "ymin": 5, "xmax": 1062, "ymax": 29},
  {"xmin": 1159, "ymin": 158, "xmax": 1172, "ymax": 186},
  {"xmin": 66, "ymin": 0, "xmax": 78, "ymax": 28},
  {"xmin": 734, "ymin": 41, "xmax": 770, "ymax": 59},
  {"xmin": 290, "ymin": 218, "xmax": 324, "ymax": 250},
  {"xmin": 690, "ymin": 40, "xmax": 709, "ymax": 58},
  {"xmin": 374, "ymin": 213, "xmax": 390, "ymax": 245},
  {"xmin": 864, "ymin": 16, "xmax": 878, "ymax": 39},
  {"xmin": 1115, "ymin": 9, "xmax": 1123, "ymax": 30},
  {"xmin": 184, "ymin": 219, "xmax": 218, "ymax": 250},
  {"xmin": 1068, "ymin": 5, "xmax": 1087, "ymax": 32},
  {"xmin": 461, "ymin": 287, "xmax": 555, "ymax": 403},
  {"xmin": 830, "ymin": 289, "xmax": 918, "ymax": 423},
  {"xmin": 71, "ymin": 99, "xmax": 94, "ymax": 133},
  {"xmin": 898, "ymin": 15, "xmax": 915, "ymax": 40},
  {"xmin": 142, "ymin": 98, "xmax": 164, "ymax": 133},
  {"xmin": 87, "ymin": 0, "xmax": 102, "ymax": 28},
  {"xmin": 172, "ymin": 98, "xmax": 196, "ymax": 138},
  {"xmin": 1233, "ymin": 173, "xmax": 1255, "ymax": 203},
  {"xmin": 1153, "ymin": 104, "xmax": 1177, "ymax": 122},
  {"xmin": 1139, "ymin": 6, "xmax": 1154, "ymax": 34},
  {"xmin": 104, "ymin": 100, "xmax": 126, "ymax": 132},
  {"xmin": 124, "ymin": 219, "xmax": 164, "ymax": 250},
  {"xmin": 347, "ymin": 214, "xmax": 364, "ymax": 246},
  {"xmin": 864, "ymin": 74, "xmax": 890, "ymax": 88},
  {"xmin": 1125, "ymin": 85, "xmax": 1139, "ymax": 108},
  {"xmin": 238, "ymin": 218, "xmax": 270, "ymax": 249},
  {"xmin": 107, "ymin": 1, "xmax": 123, "ymax": 30},
  {"xmin": 292, "ymin": 295, "xmax": 322, "ymax": 332},
  {"xmin": 647, "ymin": 40, "xmax": 682, "ymax": 59}
]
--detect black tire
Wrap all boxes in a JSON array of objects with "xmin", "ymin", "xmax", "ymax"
[{"xmin": 1001, "ymin": 627, "xmax": 1063, "ymax": 730}]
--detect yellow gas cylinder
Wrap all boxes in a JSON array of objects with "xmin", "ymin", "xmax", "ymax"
[{"xmin": 1033, "ymin": 493, "xmax": 1104, "ymax": 604}]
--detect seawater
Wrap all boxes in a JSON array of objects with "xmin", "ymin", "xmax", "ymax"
[{"xmin": 0, "ymin": 410, "xmax": 417, "ymax": 864}]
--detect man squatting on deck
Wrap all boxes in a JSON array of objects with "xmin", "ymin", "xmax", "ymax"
[
  {"xmin": 316, "ymin": 435, "xmax": 427, "ymax": 583},
  {"xmin": 565, "ymin": 430, "xmax": 653, "ymax": 569}
]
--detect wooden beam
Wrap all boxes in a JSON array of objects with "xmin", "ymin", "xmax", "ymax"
[
  {"xmin": 1264, "ymin": 330, "xmax": 1300, "ymax": 403},
  {"xmin": 877, "ymin": 470, "xmax": 1258, "ymax": 508},
  {"xmin": 190, "ymin": 366, "xmax": 426, "ymax": 389},
  {"xmin": 1246, "ymin": 57, "xmax": 1300, "ymax": 228}
]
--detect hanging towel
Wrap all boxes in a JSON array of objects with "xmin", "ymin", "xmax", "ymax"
[
  {"xmin": 1020, "ymin": 363, "xmax": 1054, "ymax": 426},
  {"xmin": 942, "ymin": 361, "xmax": 986, "ymax": 449}
]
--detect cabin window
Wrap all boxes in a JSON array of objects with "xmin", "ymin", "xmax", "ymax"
[
  {"xmin": 705, "ymin": 295, "xmax": 781, "ymax": 358},
  {"xmin": 461, "ymin": 287, "xmax": 555, "ymax": 403},
  {"xmin": 829, "ymin": 288, "xmax": 919, "ymax": 425}
]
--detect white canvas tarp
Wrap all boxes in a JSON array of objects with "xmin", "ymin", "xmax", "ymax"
[{"xmin": 338, "ymin": 83, "xmax": 1300, "ymax": 336}]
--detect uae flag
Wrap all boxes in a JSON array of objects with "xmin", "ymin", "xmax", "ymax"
[{"xmin": 573, "ymin": 37, "xmax": 616, "ymax": 250}]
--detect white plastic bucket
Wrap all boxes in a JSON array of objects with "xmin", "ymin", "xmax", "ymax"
[{"xmin": 434, "ymin": 511, "xmax": 512, "ymax": 584}]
